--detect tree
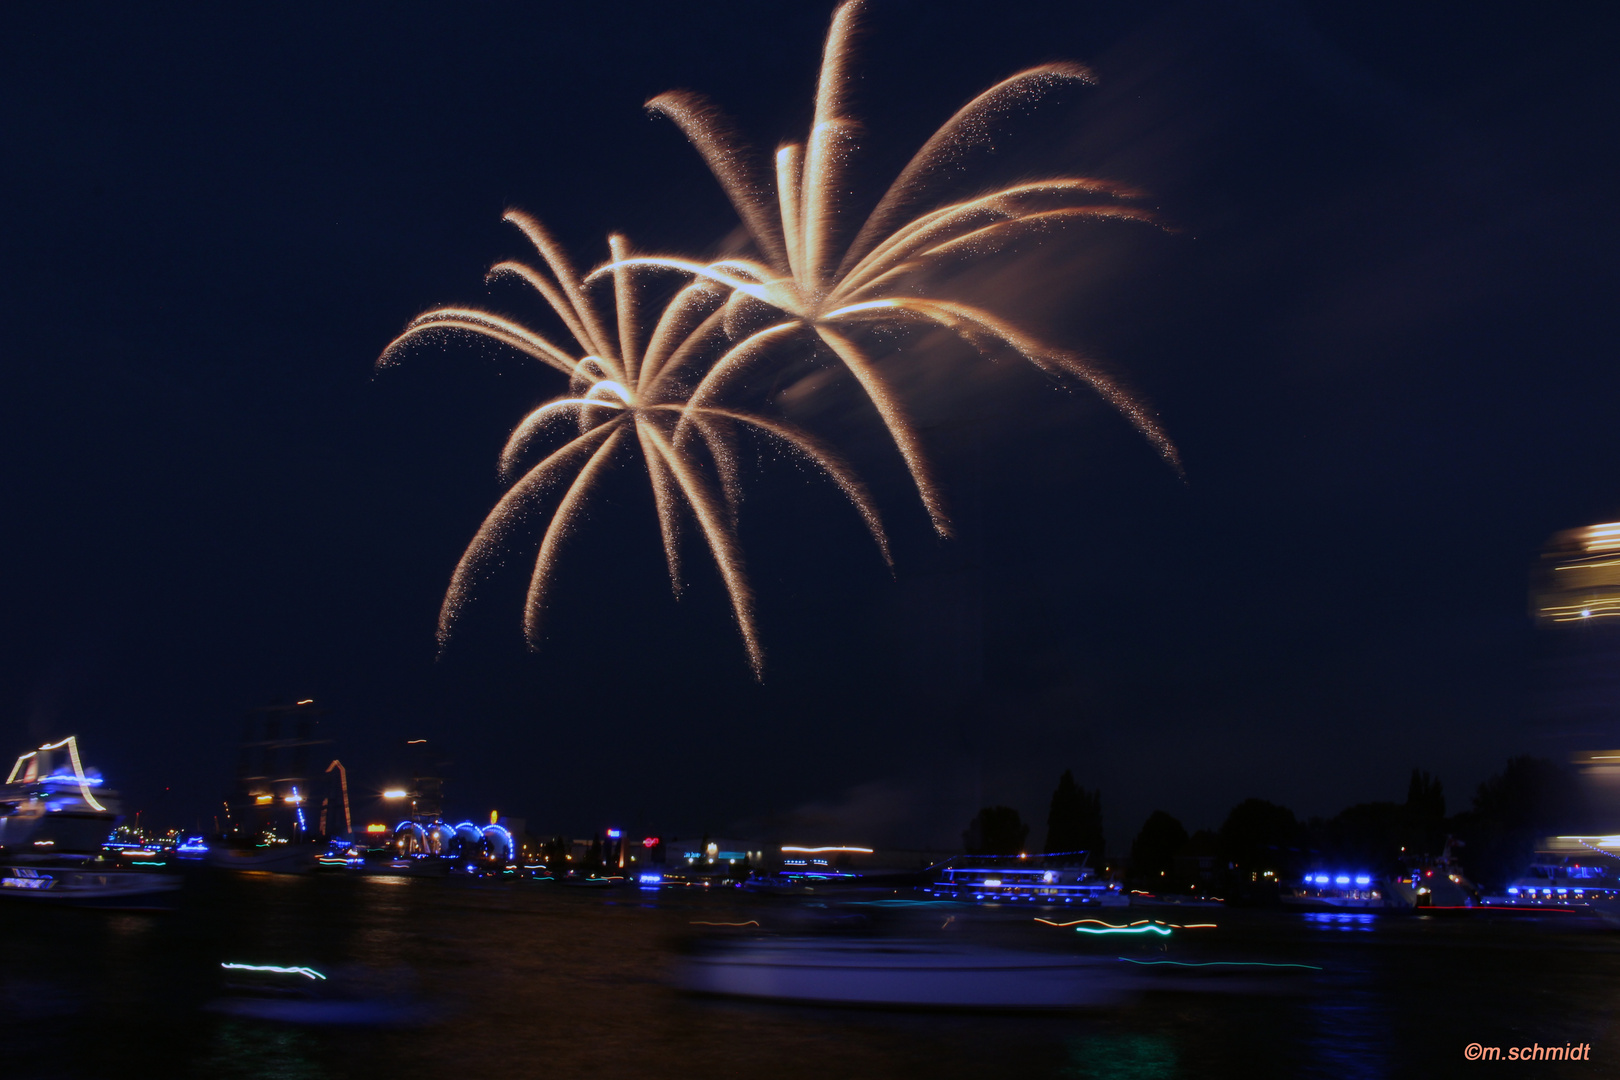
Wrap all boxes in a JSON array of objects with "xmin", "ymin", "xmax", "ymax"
[
  {"xmin": 1403, "ymin": 767, "xmax": 1448, "ymax": 859},
  {"xmin": 963, "ymin": 806, "xmax": 1028, "ymax": 855},
  {"xmin": 1453, "ymin": 756, "xmax": 1585, "ymax": 890},
  {"xmin": 1219, "ymin": 798, "xmax": 1300, "ymax": 874},
  {"xmin": 542, "ymin": 834, "xmax": 569, "ymax": 872},
  {"xmin": 1471, "ymin": 756, "xmax": 1580, "ymax": 829},
  {"xmin": 1044, "ymin": 770, "xmax": 1105, "ymax": 859},
  {"xmin": 1315, "ymin": 801, "xmax": 1405, "ymax": 873},
  {"xmin": 1406, "ymin": 769, "xmax": 1445, "ymax": 820},
  {"xmin": 1129, "ymin": 810, "xmax": 1188, "ymax": 882}
]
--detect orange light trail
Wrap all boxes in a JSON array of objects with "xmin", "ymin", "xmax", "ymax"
[{"xmin": 690, "ymin": 920, "xmax": 761, "ymax": 927}]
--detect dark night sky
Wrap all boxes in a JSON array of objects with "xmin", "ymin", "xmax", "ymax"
[{"xmin": 2, "ymin": 1, "xmax": 1617, "ymax": 851}]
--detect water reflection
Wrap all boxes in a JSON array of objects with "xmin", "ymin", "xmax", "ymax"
[
  {"xmin": 0, "ymin": 876, "xmax": 1609, "ymax": 1078},
  {"xmin": 1305, "ymin": 985, "xmax": 1390, "ymax": 1079},
  {"xmin": 198, "ymin": 1019, "xmax": 329, "ymax": 1080},
  {"xmin": 1062, "ymin": 1034, "xmax": 1177, "ymax": 1079},
  {"xmin": 1301, "ymin": 912, "xmax": 1376, "ymax": 932}
]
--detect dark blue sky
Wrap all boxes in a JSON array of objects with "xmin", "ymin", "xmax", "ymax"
[{"xmin": 2, "ymin": 1, "xmax": 1616, "ymax": 849}]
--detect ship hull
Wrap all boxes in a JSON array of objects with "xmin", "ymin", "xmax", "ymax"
[{"xmin": 0, "ymin": 865, "xmax": 181, "ymax": 910}]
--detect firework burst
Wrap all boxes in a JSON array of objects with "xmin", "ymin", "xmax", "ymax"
[
  {"xmin": 599, "ymin": 0, "xmax": 1180, "ymax": 536},
  {"xmin": 379, "ymin": 211, "xmax": 892, "ymax": 677}
]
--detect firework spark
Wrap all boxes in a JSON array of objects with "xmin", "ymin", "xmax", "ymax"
[
  {"xmin": 379, "ymin": 211, "xmax": 892, "ymax": 676},
  {"xmin": 601, "ymin": 0, "xmax": 1180, "ymax": 535}
]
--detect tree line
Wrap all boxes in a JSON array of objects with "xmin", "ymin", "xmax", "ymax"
[{"xmin": 961, "ymin": 756, "xmax": 1587, "ymax": 894}]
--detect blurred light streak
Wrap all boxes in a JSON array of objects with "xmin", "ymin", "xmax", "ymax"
[
  {"xmin": 221, "ymin": 963, "xmax": 327, "ymax": 980},
  {"xmin": 1117, "ymin": 958, "xmax": 1320, "ymax": 970},
  {"xmin": 780, "ymin": 845, "xmax": 874, "ymax": 854}
]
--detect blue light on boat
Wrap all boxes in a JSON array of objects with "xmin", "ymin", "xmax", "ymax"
[{"xmin": 39, "ymin": 772, "xmax": 104, "ymax": 786}]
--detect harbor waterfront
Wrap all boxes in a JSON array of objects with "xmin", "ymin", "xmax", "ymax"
[
  {"xmin": 0, "ymin": 871, "xmax": 1614, "ymax": 1080},
  {"xmin": 4, "ymin": 0, "xmax": 1616, "ymax": 1075}
]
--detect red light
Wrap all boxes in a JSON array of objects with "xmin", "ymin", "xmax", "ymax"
[
  {"xmin": 1425, "ymin": 870, "xmax": 1433, "ymax": 877},
  {"xmin": 642, "ymin": 837, "xmax": 660, "ymax": 848}
]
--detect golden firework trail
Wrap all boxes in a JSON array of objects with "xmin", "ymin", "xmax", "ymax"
[
  {"xmin": 379, "ymin": 211, "xmax": 893, "ymax": 677},
  {"xmin": 600, "ymin": 0, "xmax": 1181, "ymax": 536}
]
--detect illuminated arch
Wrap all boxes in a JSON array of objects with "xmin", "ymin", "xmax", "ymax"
[
  {"xmin": 393, "ymin": 821, "xmax": 428, "ymax": 856},
  {"xmin": 481, "ymin": 824, "xmax": 516, "ymax": 864}
]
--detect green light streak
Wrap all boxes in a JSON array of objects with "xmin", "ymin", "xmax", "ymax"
[{"xmin": 1116, "ymin": 958, "xmax": 1322, "ymax": 970}]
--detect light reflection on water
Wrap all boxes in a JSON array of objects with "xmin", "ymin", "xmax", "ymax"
[
  {"xmin": 1301, "ymin": 911, "xmax": 1377, "ymax": 932},
  {"xmin": 1061, "ymin": 1034, "xmax": 1177, "ymax": 1079},
  {"xmin": 0, "ymin": 876, "xmax": 1612, "ymax": 1079}
]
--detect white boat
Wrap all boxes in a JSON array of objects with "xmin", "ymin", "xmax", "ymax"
[
  {"xmin": 1488, "ymin": 858, "xmax": 1619, "ymax": 908},
  {"xmin": 0, "ymin": 736, "xmax": 119, "ymax": 854},
  {"xmin": 208, "ymin": 962, "xmax": 432, "ymax": 1025},
  {"xmin": 678, "ymin": 938, "xmax": 1133, "ymax": 1008},
  {"xmin": 0, "ymin": 863, "xmax": 181, "ymax": 910}
]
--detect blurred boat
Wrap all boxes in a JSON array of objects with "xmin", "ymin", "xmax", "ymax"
[
  {"xmin": 678, "ymin": 937, "xmax": 1132, "ymax": 1008},
  {"xmin": 208, "ymin": 962, "xmax": 433, "ymax": 1026},
  {"xmin": 0, "ymin": 736, "xmax": 119, "ymax": 856},
  {"xmin": 0, "ymin": 863, "xmax": 181, "ymax": 910},
  {"xmin": 366, "ymin": 856, "xmax": 451, "ymax": 878},
  {"xmin": 204, "ymin": 840, "xmax": 319, "ymax": 875}
]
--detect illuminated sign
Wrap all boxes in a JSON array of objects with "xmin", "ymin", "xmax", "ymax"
[{"xmin": 365, "ymin": 824, "xmax": 388, "ymax": 834}]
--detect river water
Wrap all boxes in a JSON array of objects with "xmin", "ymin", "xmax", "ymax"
[{"xmin": 1, "ymin": 872, "xmax": 1613, "ymax": 1079}]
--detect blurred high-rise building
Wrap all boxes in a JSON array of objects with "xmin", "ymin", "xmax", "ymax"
[
  {"xmin": 1532, "ymin": 522, "xmax": 1620, "ymax": 628},
  {"xmin": 1532, "ymin": 521, "xmax": 1620, "ymax": 823}
]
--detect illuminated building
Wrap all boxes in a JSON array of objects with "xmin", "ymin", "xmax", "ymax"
[{"xmin": 227, "ymin": 700, "xmax": 330, "ymax": 836}]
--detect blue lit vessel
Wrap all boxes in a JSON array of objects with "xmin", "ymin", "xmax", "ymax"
[
  {"xmin": 922, "ymin": 856, "xmax": 1129, "ymax": 907},
  {"xmin": 0, "ymin": 736, "xmax": 181, "ymax": 909},
  {"xmin": 0, "ymin": 863, "xmax": 181, "ymax": 909},
  {"xmin": 0, "ymin": 736, "xmax": 119, "ymax": 855},
  {"xmin": 1282, "ymin": 872, "xmax": 1392, "ymax": 910},
  {"xmin": 1484, "ymin": 854, "xmax": 1618, "ymax": 909}
]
